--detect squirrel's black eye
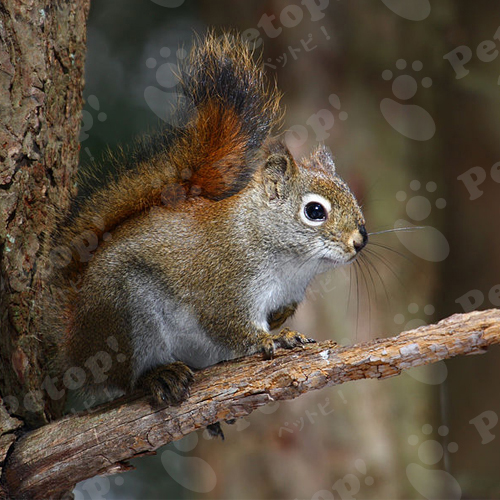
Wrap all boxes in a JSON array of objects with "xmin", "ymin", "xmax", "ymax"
[{"xmin": 304, "ymin": 202, "xmax": 327, "ymax": 221}]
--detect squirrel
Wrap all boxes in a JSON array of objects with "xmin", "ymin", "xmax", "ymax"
[{"xmin": 47, "ymin": 32, "xmax": 367, "ymax": 410}]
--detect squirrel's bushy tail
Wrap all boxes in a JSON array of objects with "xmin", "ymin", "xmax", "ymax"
[
  {"xmin": 61, "ymin": 31, "xmax": 281, "ymax": 253},
  {"xmin": 174, "ymin": 31, "xmax": 282, "ymax": 198}
]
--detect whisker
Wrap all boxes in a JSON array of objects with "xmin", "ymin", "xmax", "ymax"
[
  {"xmin": 371, "ymin": 256, "xmax": 391, "ymax": 307},
  {"xmin": 365, "ymin": 247, "xmax": 406, "ymax": 291},
  {"xmin": 354, "ymin": 260, "xmax": 360, "ymax": 339},
  {"xmin": 365, "ymin": 246, "xmax": 400, "ymax": 276},
  {"xmin": 357, "ymin": 258, "xmax": 371, "ymax": 336},
  {"xmin": 358, "ymin": 253, "xmax": 380, "ymax": 304},
  {"xmin": 347, "ymin": 264, "xmax": 354, "ymax": 315},
  {"xmin": 368, "ymin": 227, "xmax": 424, "ymax": 236},
  {"xmin": 368, "ymin": 241, "xmax": 416, "ymax": 266},
  {"xmin": 361, "ymin": 251, "xmax": 392, "ymax": 309}
]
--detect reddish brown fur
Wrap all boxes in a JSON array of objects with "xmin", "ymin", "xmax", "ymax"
[
  {"xmin": 44, "ymin": 33, "xmax": 297, "ymax": 402},
  {"xmin": 55, "ymin": 33, "xmax": 281, "ymax": 281}
]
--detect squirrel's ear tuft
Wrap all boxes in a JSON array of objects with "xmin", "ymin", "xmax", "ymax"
[
  {"xmin": 304, "ymin": 145, "xmax": 336, "ymax": 176},
  {"xmin": 262, "ymin": 148, "xmax": 298, "ymax": 200}
]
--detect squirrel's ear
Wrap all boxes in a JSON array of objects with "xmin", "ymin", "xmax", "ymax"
[{"xmin": 262, "ymin": 150, "xmax": 298, "ymax": 200}]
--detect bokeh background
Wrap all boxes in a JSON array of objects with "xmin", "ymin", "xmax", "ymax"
[{"xmin": 74, "ymin": 1, "xmax": 500, "ymax": 498}]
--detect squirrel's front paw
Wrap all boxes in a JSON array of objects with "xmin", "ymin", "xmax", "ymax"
[
  {"xmin": 273, "ymin": 328, "xmax": 316, "ymax": 349},
  {"xmin": 139, "ymin": 361, "xmax": 194, "ymax": 406},
  {"xmin": 257, "ymin": 329, "xmax": 316, "ymax": 360}
]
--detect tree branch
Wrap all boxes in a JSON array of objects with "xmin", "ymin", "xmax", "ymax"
[{"xmin": 4, "ymin": 309, "xmax": 500, "ymax": 499}]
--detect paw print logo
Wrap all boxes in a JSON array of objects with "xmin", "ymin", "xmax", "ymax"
[
  {"xmin": 394, "ymin": 180, "xmax": 450, "ymax": 262},
  {"xmin": 380, "ymin": 0, "xmax": 431, "ymax": 21},
  {"xmin": 407, "ymin": 424, "xmax": 462, "ymax": 500},
  {"xmin": 161, "ymin": 432, "xmax": 217, "ymax": 493},
  {"xmin": 395, "ymin": 304, "xmax": 448, "ymax": 385},
  {"xmin": 312, "ymin": 458, "xmax": 374, "ymax": 500},
  {"xmin": 332, "ymin": 459, "xmax": 374, "ymax": 499},
  {"xmin": 329, "ymin": 94, "xmax": 349, "ymax": 122},
  {"xmin": 144, "ymin": 47, "xmax": 193, "ymax": 126},
  {"xmin": 394, "ymin": 302, "xmax": 434, "ymax": 330},
  {"xmin": 79, "ymin": 95, "xmax": 107, "ymax": 142},
  {"xmin": 73, "ymin": 475, "xmax": 124, "ymax": 500},
  {"xmin": 381, "ymin": 60, "xmax": 435, "ymax": 141}
]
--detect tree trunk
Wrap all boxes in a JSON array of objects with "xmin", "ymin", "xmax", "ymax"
[{"xmin": 0, "ymin": 0, "xmax": 89, "ymax": 497}]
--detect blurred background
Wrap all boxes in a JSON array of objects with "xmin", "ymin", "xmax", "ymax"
[{"xmin": 74, "ymin": 1, "xmax": 500, "ymax": 498}]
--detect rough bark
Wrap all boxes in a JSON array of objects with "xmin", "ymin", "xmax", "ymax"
[
  {"xmin": 0, "ymin": 0, "xmax": 89, "ymax": 423},
  {"xmin": 0, "ymin": 1, "xmax": 89, "ymax": 499},
  {"xmin": 2, "ymin": 309, "xmax": 499, "ymax": 500}
]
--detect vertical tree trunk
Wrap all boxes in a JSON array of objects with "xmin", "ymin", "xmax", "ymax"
[{"xmin": 0, "ymin": 1, "xmax": 89, "ymax": 497}]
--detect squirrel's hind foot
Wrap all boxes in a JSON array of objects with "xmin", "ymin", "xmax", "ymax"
[
  {"xmin": 206, "ymin": 422, "xmax": 225, "ymax": 440},
  {"xmin": 259, "ymin": 328, "xmax": 316, "ymax": 360},
  {"xmin": 139, "ymin": 361, "xmax": 194, "ymax": 406}
]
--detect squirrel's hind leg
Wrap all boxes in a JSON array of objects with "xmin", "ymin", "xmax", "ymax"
[{"xmin": 137, "ymin": 361, "xmax": 194, "ymax": 406}]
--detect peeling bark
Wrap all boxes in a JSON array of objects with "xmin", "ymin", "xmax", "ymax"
[{"xmin": 3, "ymin": 309, "xmax": 499, "ymax": 500}]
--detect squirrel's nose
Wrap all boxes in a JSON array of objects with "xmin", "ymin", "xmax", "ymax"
[{"xmin": 353, "ymin": 224, "xmax": 368, "ymax": 253}]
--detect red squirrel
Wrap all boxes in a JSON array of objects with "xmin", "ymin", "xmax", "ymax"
[{"xmin": 47, "ymin": 32, "xmax": 367, "ymax": 410}]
